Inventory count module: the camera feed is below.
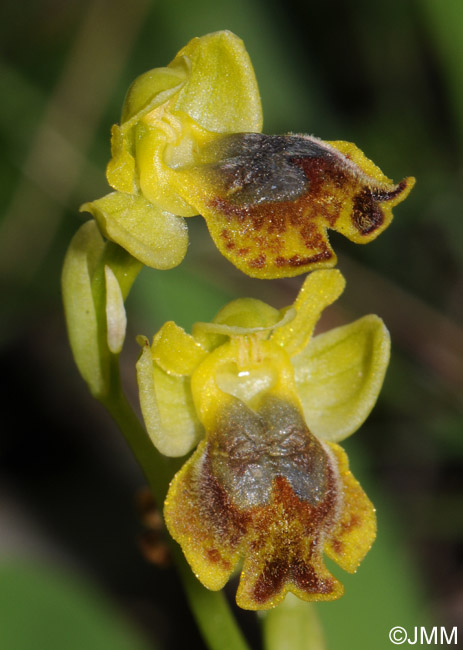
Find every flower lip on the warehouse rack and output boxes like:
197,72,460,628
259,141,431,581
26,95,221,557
164,390,376,610
196,131,405,207
198,132,321,204
177,132,415,278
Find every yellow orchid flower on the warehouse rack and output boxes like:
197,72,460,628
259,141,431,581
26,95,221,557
136,269,389,610
81,31,414,279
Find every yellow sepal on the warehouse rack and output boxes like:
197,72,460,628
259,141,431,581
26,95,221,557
293,315,390,442
136,336,203,457
81,191,188,270
173,30,262,133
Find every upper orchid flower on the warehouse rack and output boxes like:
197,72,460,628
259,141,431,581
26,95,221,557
136,269,389,609
82,31,414,279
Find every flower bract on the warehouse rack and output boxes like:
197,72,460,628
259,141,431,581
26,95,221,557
62,221,141,397
136,269,390,609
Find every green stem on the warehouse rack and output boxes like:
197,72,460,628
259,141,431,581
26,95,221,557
100,375,251,650
101,387,174,505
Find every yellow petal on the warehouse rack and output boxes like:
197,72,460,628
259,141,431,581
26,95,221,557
151,321,207,376
136,337,202,457
271,269,345,357
292,315,390,442
80,191,188,270
212,297,281,330
106,124,138,194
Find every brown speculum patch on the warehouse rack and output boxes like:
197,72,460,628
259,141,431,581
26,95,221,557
210,397,331,510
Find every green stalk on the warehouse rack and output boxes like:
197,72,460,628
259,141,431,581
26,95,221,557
262,595,326,650
100,369,251,650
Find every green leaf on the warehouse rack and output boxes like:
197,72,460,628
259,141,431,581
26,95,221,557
0,559,153,650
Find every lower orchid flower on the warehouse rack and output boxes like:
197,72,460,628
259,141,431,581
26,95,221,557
136,269,389,610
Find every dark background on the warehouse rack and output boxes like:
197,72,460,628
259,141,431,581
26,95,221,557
0,0,461,648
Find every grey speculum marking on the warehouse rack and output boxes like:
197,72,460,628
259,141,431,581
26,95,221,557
209,395,329,509
202,133,336,205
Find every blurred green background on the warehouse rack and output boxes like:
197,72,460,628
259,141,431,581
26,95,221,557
0,0,462,648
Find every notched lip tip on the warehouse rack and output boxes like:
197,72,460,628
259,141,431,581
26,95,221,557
374,175,416,205
392,175,416,200
387,175,416,207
